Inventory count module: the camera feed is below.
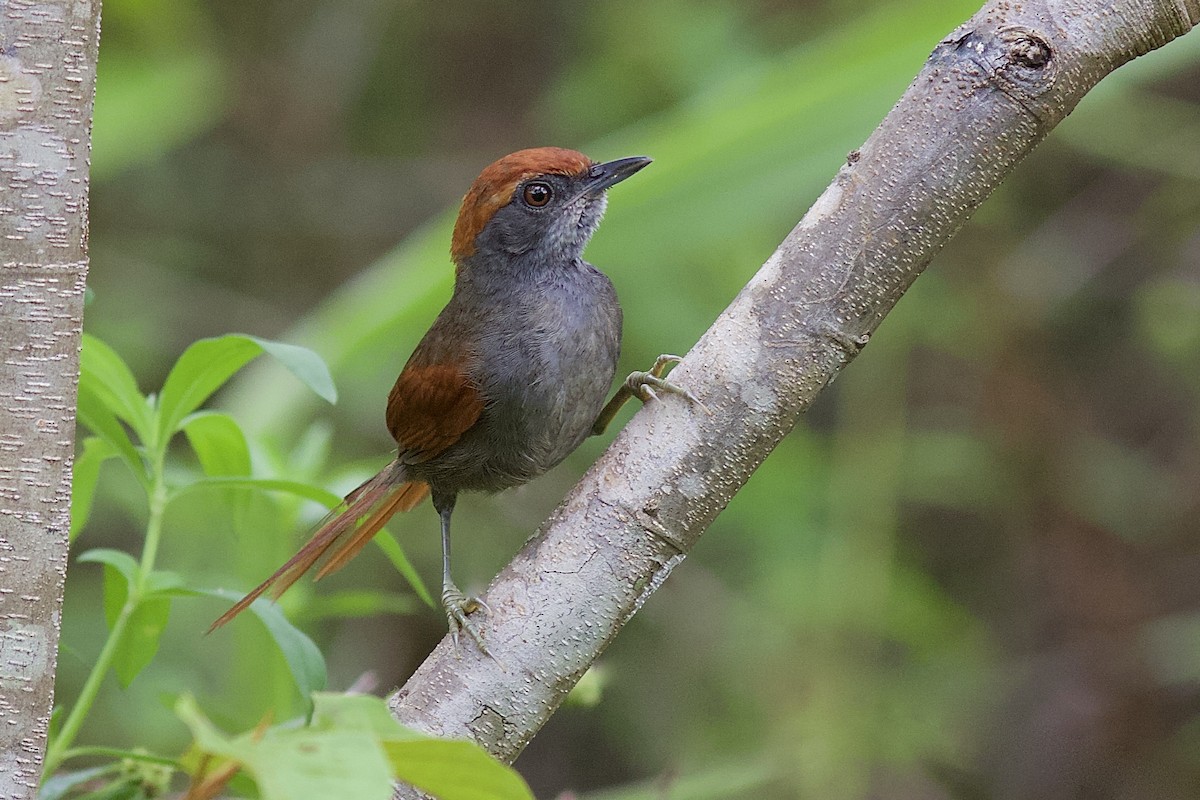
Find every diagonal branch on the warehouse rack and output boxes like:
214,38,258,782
388,0,1198,781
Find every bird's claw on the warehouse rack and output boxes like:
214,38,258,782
625,354,708,412
442,584,489,654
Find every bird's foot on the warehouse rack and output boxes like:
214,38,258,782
442,582,489,654
590,354,710,437
625,354,706,410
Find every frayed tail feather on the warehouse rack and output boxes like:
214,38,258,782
208,462,428,632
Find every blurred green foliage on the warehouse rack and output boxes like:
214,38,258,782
52,334,528,798
66,0,1200,797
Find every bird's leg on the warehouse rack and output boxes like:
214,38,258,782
435,494,488,653
591,354,705,436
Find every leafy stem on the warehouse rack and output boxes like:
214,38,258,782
138,466,169,588
42,334,527,800
46,333,339,785
47,747,183,769
43,596,137,776
45,457,170,777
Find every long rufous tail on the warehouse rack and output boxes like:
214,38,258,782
208,461,429,632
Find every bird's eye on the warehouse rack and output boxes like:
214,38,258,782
522,182,552,208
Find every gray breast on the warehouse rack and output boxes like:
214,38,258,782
423,264,622,495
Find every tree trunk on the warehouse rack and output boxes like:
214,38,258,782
0,2,101,796
388,0,1199,790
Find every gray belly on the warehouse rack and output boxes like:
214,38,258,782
416,268,621,495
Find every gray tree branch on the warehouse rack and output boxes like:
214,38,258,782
388,0,1197,790
0,2,101,796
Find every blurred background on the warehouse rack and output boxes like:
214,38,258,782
61,0,1200,797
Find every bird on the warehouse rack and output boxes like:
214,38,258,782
210,147,698,648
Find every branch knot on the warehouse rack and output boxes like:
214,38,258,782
999,26,1052,71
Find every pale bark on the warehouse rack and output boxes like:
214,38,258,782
0,2,101,796
388,0,1199,789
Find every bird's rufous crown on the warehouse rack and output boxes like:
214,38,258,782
450,147,594,261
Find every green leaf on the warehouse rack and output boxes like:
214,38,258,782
182,475,342,507
251,337,338,405
156,336,261,443
310,692,424,740
373,530,434,609
71,436,118,541
39,765,117,800
385,739,534,800
203,588,327,701
176,693,531,800
176,695,393,800
76,551,183,686
99,555,134,630
156,335,335,446
182,411,252,476
80,334,152,439
76,383,148,488
112,596,171,688
145,570,191,595
257,730,393,800
310,694,533,800
247,598,328,702
71,777,144,800
175,695,238,758
78,549,139,600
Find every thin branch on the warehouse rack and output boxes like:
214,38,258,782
388,0,1198,787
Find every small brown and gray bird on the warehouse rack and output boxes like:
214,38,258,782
211,147,694,647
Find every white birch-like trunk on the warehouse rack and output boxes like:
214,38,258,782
0,2,101,796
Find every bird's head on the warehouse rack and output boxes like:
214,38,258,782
450,147,651,274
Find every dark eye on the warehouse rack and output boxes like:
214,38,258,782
522,182,552,207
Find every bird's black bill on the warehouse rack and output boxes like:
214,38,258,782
585,156,652,193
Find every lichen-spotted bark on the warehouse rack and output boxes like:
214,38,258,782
389,0,1197,794
0,2,101,796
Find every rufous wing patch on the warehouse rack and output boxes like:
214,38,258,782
450,147,594,261
386,362,484,461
